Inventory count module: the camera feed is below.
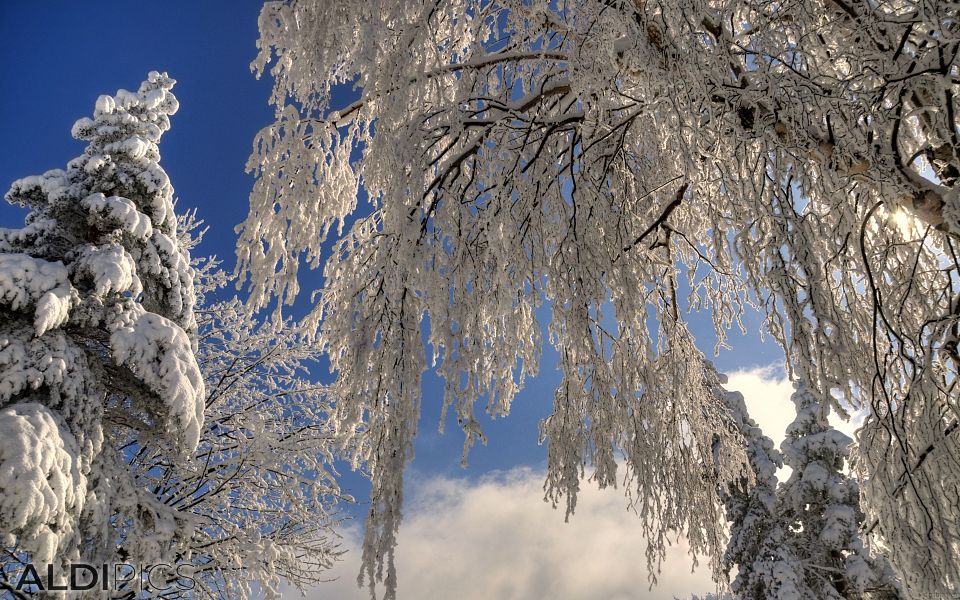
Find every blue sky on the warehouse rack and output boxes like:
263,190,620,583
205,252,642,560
0,3,801,598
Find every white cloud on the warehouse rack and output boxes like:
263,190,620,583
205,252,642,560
727,365,796,444
285,364,860,600
727,365,863,443
284,467,718,600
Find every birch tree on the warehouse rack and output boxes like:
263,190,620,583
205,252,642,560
238,1,960,597
113,225,346,599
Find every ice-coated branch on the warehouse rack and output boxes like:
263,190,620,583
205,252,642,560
240,1,960,597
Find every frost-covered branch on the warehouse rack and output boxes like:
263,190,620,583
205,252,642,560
239,1,960,597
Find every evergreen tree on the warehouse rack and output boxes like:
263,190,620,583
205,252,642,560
720,387,807,600
778,382,902,599
0,73,204,576
722,380,905,599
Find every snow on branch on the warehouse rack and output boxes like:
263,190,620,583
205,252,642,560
241,1,960,597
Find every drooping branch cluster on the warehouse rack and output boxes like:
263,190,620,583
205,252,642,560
240,1,960,597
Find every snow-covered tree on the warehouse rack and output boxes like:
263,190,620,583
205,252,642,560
118,231,346,599
237,1,960,597
719,386,808,599
777,381,902,599
1,75,345,599
0,72,204,579
721,379,904,600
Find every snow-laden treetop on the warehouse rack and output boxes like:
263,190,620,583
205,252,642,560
1,72,203,569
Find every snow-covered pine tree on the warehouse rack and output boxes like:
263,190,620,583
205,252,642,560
0,73,204,578
722,378,906,600
719,385,807,599
778,382,902,600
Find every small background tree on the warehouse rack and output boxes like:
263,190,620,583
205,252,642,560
719,384,807,599
778,382,902,599
722,379,904,600
124,224,346,599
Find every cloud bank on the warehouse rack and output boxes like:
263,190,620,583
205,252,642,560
286,365,855,600
288,467,716,600
728,365,862,442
